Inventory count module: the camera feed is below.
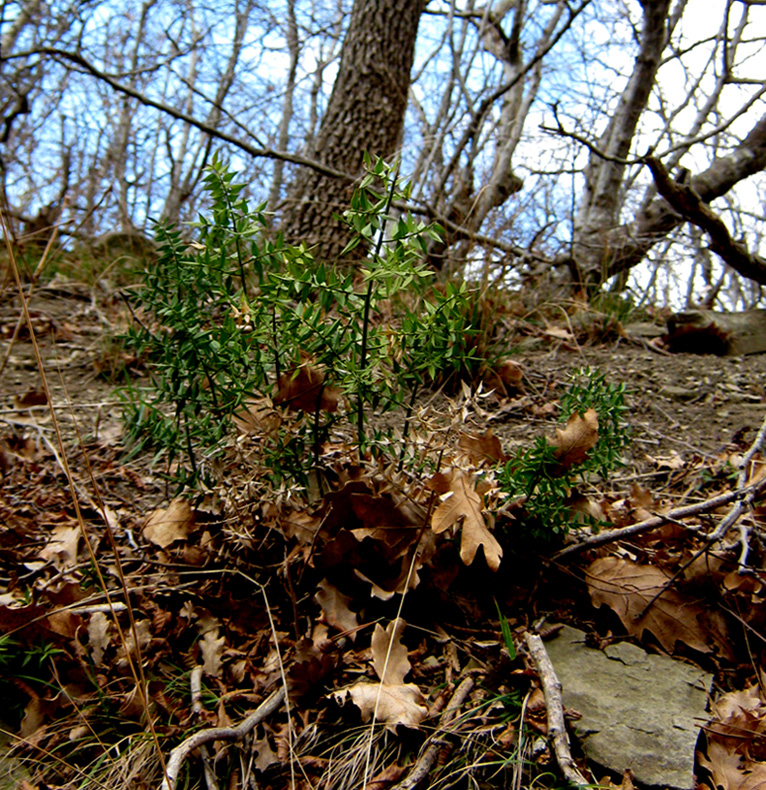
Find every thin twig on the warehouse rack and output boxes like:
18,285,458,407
553,474,766,559
524,633,589,787
160,687,287,790
190,666,220,790
391,676,476,790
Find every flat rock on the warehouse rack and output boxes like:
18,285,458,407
545,625,712,789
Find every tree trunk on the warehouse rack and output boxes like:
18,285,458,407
280,0,428,262
565,112,766,287
571,0,672,288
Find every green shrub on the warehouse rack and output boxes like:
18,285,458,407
120,154,485,489
499,367,629,537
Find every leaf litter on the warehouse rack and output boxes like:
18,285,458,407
0,290,766,789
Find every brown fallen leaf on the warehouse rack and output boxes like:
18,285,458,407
482,359,524,397
315,579,358,641
39,523,80,569
143,498,195,549
332,620,427,730
430,468,503,571
698,683,766,790
458,429,509,465
88,612,111,668
371,619,411,686
14,388,48,409
198,616,226,678
273,364,339,412
343,682,428,730
549,408,599,470
586,556,732,656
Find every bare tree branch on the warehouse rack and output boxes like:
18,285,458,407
645,154,766,285
2,47,355,183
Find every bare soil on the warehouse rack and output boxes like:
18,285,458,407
1,283,765,508
1,282,766,789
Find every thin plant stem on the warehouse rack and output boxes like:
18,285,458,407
356,162,400,445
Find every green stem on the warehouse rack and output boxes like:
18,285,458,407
397,382,419,472
356,162,400,446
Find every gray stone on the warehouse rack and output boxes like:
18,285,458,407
545,625,712,790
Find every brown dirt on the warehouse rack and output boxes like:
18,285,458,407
1,283,765,510
2,282,765,789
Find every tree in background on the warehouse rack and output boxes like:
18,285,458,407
2,0,766,306
280,0,429,260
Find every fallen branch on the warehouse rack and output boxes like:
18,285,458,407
392,676,476,790
524,633,589,787
553,474,766,559
160,687,286,790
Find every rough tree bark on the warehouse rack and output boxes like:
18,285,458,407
280,0,429,262
571,0,672,287
565,112,766,287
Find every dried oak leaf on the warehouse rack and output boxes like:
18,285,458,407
332,620,427,730
143,498,195,549
198,616,226,678
458,429,509,465
587,556,731,656
288,637,336,698
697,740,766,790
549,408,599,469
273,364,339,412
482,358,524,396
315,579,358,641
253,734,280,772
39,523,80,569
430,468,503,571
698,686,766,790
371,619,410,686
88,611,111,668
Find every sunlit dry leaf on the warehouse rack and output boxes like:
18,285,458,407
39,523,80,569
199,626,226,678
315,579,358,641
332,619,427,730
143,498,195,549
706,741,766,785
88,611,111,667
698,683,766,790
597,770,637,790
458,429,508,465
273,365,339,412
431,469,502,571
544,326,575,341
709,684,765,728
722,571,763,595
628,482,655,521
338,681,428,730
371,620,410,685
645,451,685,470
549,408,599,469
68,724,90,742
587,557,731,656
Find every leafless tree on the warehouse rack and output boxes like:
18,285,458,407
2,0,766,306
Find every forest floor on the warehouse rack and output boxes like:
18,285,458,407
1,279,765,790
